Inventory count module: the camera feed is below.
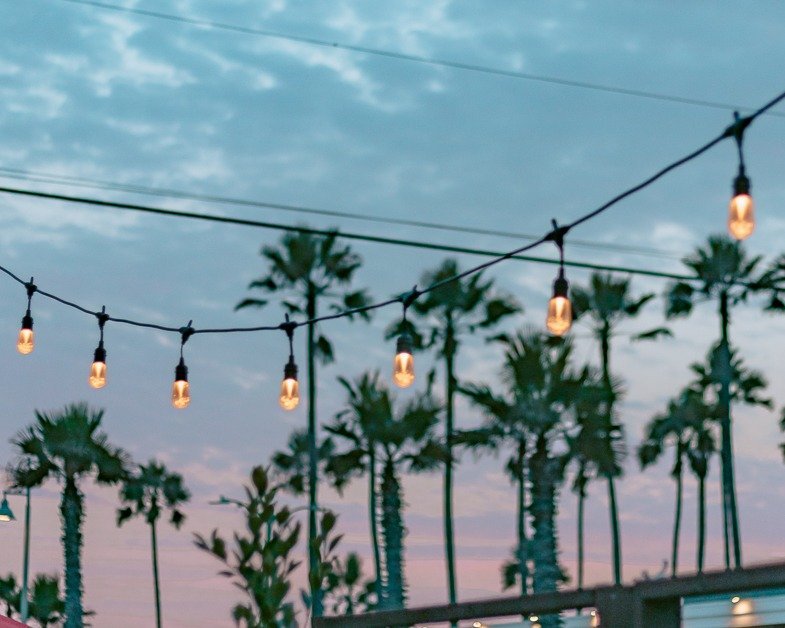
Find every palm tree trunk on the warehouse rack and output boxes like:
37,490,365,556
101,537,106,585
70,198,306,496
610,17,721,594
150,519,162,628
576,463,586,591
671,451,683,578
379,458,405,610
443,321,457,612
368,449,383,603
529,434,563,628
516,439,529,596
697,473,706,573
606,478,622,585
718,291,741,569
306,283,323,616
61,477,84,628
600,325,622,586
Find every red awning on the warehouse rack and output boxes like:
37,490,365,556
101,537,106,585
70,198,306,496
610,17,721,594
0,617,27,627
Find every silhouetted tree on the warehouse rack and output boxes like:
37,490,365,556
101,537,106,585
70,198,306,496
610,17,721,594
665,235,768,568
11,403,127,628
386,258,519,608
117,461,190,628
237,229,371,616
572,272,658,585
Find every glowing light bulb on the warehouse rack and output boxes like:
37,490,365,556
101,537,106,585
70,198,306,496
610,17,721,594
89,344,107,389
728,168,754,241
728,194,754,240
89,361,107,389
546,272,572,336
171,357,190,409
16,314,34,354
393,333,414,388
280,358,300,410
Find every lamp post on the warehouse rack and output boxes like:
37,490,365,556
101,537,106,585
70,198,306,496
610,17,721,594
0,488,31,623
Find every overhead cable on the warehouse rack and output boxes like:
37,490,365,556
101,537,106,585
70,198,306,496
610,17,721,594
0,166,676,260
53,0,785,119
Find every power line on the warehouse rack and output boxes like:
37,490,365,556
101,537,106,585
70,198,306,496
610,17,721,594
0,85,782,336
0,184,693,283
52,0,785,119
0,166,677,260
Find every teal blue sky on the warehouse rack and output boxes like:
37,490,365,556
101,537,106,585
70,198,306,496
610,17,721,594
1,2,785,625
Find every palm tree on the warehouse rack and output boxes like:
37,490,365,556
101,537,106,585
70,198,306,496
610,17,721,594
571,272,657,585
235,232,369,617
566,370,624,590
322,372,388,602
11,403,127,628
330,374,443,609
386,258,519,607
271,428,335,498
0,574,19,618
666,236,767,568
691,343,770,566
117,460,190,628
27,574,65,628
237,229,371,616
638,390,710,576
461,331,578,618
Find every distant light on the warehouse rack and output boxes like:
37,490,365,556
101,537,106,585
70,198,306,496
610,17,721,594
530,616,539,623
472,623,482,628
731,596,740,604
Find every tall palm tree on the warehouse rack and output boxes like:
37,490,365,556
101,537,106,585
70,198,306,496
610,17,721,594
322,372,388,602
375,387,444,610
117,460,190,628
11,403,127,628
237,229,371,616
461,331,578,618
565,370,624,590
571,272,657,585
666,236,767,568
386,258,519,608
329,373,444,609
638,390,710,576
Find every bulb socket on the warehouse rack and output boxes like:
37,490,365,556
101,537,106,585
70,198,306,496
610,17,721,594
396,332,413,355
733,171,751,196
93,344,106,363
283,357,298,381
552,275,569,298
175,357,188,382
21,313,33,330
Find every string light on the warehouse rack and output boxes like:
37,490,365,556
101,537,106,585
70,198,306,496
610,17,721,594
89,306,109,389
545,221,572,337
279,316,300,411
728,111,755,241
171,322,193,409
392,288,418,388
16,278,36,355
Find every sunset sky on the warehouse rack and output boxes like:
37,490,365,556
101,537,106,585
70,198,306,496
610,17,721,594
1,1,785,626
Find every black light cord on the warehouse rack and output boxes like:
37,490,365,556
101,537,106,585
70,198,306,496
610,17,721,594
0,89,782,337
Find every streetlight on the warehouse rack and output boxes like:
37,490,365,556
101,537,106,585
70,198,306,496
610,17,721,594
0,487,32,623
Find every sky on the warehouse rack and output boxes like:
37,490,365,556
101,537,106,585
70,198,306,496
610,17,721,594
1,1,785,626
